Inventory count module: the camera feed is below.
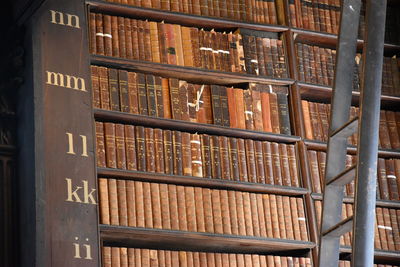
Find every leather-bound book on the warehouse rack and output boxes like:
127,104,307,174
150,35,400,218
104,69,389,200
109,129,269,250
287,145,300,187
166,23,177,65
108,68,121,111
296,44,305,81
169,78,181,120
104,122,117,168
95,122,106,168
219,86,230,127
269,92,281,134
150,183,162,229
317,103,329,141
117,179,128,226
389,209,400,250
254,141,265,183
245,139,257,183
185,186,197,232
194,187,206,232
98,178,110,224
268,194,280,238
202,85,214,124
267,0,277,24
154,129,165,173
143,21,152,61
262,38,274,77
313,47,323,85
159,183,171,229
385,159,399,200
226,87,237,128
260,90,272,132
211,85,222,125
191,134,203,177
190,28,201,68
279,144,291,186
137,20,146,60
176,185,188,231
296,198,308,241
261,194,273,238
157,21,168,64
251,86,263,131
308,150,322,193
102,247,111,267
161,78,172,119
283,196,294,239
127,72,139,114
271,142,283,185
289,197,301,240
187,83,197,122
168,184,180,230
117,17,126,58
163,130,174,175
153,76,164,118
237,138,248,182
145,75,157,116
118,70,130,113
227,190,239,235
211,31,221,71
108,178,119,225
276,92,291,135
228,33,240,73
130,19,140,60
378,158,390,200
386,111,400,149
135,126,146,171
219,136,231,180
235,191,246,236
134,184,145,229
376,207,389,250
241,35,253,74
210,135,222,179
201,134,212,178
255,194,267,237
262,141,274,185
236,34,246,73
142,182,154,228
91,66,101,109
202,188,214,233
115,124,127,169
211,189,224,234
137,73,148,115
111,16,120,57
124,125,137,171
141,249,151,267
179,81,190,121
172,131,183,175
89,13,97,54
301,100,313,139
111,247,121,267
250,193,261,236
380,111,392,149
145,128,155,172
243,89,254,130
181,26,194,67
124,18,133,59
270,39,280,77
206,31,215,70
170,0,180,11
182,132,192,176
95,13,105,55
256,37,266,76
220,190,232,235
308,102,323,141
229,138,240,181
276,195,287,238
149,21,161,63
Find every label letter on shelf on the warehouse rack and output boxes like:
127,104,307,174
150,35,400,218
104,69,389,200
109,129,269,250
73,237,93,260
46,71,87,92
50,10,80,29
66,132,88,157
66,178,97,205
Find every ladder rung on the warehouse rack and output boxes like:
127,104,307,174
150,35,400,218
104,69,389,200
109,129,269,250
322,216,354,238
330,117,359,139
326,165,357,186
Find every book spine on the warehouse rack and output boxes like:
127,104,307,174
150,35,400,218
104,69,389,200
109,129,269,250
219,136,231,180
124,125,137,171
276,92,291,135
190,134,203,178
137,73,149,115
127,72,139,114
145,128,156,172
163,130,174,175
210,135,222,179
172,131,183,175
104,122,117,168
154,128,165,173
108,68,121,111
95,122,107,168
169,78,181,120
269,92,281,134
181,132,192,176
154,76,164,118
118,70,130,113
201,134,212,178
229,138,240,181
178,81,190,121
124,18,133,59
115,124,127,170
136,126,146,171
245,139,257,183
145,74,157,117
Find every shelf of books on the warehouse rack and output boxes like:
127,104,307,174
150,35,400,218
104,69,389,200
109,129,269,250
82,0,400,266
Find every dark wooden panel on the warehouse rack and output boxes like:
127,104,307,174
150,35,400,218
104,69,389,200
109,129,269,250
94,109,301,143
97,168,309,196
91,55,295,86
100,225,315,255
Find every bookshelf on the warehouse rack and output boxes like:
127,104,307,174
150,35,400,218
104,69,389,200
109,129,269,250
3,0,399,266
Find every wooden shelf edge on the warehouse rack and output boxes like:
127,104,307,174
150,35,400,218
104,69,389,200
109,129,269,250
97,167,309,196
91,55,295,86
340,246,400,263
94,109,301,143
311,193,400,209
86,0,289,33
100,225,315,255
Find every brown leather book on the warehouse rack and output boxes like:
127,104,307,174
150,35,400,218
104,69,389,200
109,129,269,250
296,198,308,241
269,92,281,134
191,134,203,177
210,135,222,179
141,249,151,266
108,68,121,111
137,73,149,115
389,209,400,250
157,21,167,64
260,91,272,132
89,12,97,54
249,193,260,236
159,183,171,229
255,194,267,237
383,207,396,251
143,21,152,61
301,100,313,139
229,138,240,181
95,13,105,56
219,86,230,127
308,102,323,141
127,72,139,114
135,126,146,171
189,28,201,68
104,122,117,168
262,141,274,185
255,37,266,76
233,89,245,129
187,83,197,122
289,197,301,240
385,159,399,200
108,178,119,225
173,24,184,66
261,194,273,238
378,158,390,200
118,70,130,113
220,190,232,234
219,136,231,180
276,195,287,238
145,128,155,172
98,178,110,224
176,185,188,231
199,85,212,124
91,66,101,109
245,139,257,183
194,187,205,232
134,181,145,227
237,138,248,182
226,87,237,128
283,196,294,239
115,124,127,169
210,85,223,125
163,130,174,175
169,78,181,120
126,180,136,227
137,20,146,60
235,191,246,236
99,67,111,110
211,189,224,234
254,141,266,184
376,207,389,250
243,89,254,130
271,142,283,185
166,23,177,65
129,19,139,60
202,188,214,233
172,131,183,175
168,184,179,230
200,0,208,15
117,17,127,58
279,144,291,186
262,38,274,77
124,18,133,59
111,16,120,57
317,103,329,141
150,183,162,229
288,145,300,187
102,246,111,267
308,150,322,193
181,26,194,67
250,86,263,131
111,247,121,267
228,33,239,73
182,132,192,176
153,76,164,118
242,192,254,236
143,182,154,228
95,122,106,167
149,21,161,63
145,75,157,117
161,78,172,119
200,135,212,178
268,194,280,238
154,129,165,173
227,190,239,235
277,92,291,135
178,81,190,121
117,179,128,226
270,39,280,77
386,111,400,149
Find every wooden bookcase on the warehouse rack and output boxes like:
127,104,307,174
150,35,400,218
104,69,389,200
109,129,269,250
5,0,400,266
